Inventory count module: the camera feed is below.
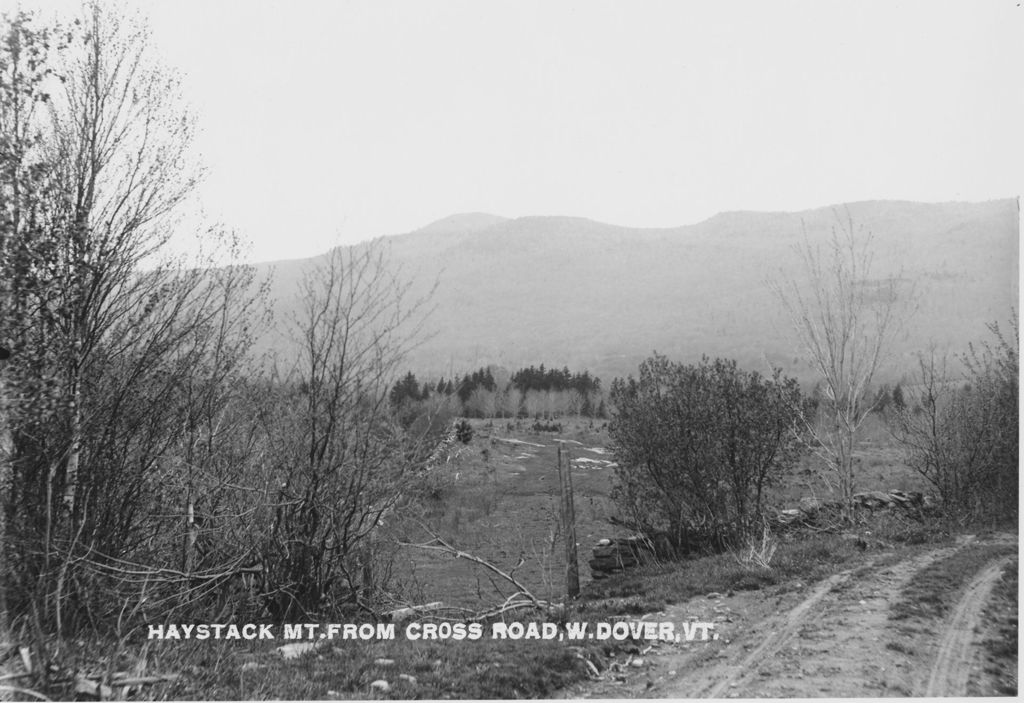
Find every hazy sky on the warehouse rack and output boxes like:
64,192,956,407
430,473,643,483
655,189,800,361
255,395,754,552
19,1,1024,262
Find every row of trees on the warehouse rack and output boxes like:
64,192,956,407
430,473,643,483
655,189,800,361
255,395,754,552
390,365,607,419
510,365,601,396
0,6,440,642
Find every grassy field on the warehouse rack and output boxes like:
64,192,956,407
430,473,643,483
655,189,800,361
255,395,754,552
389,416,627,608
393,412,931,611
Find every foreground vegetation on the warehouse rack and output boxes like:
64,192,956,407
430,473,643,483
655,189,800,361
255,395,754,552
28,526,925,700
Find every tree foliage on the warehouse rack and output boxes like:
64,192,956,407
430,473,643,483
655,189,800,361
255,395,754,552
0,5,265,633
0,6,438,639
609,355,806,552
391,363,605,419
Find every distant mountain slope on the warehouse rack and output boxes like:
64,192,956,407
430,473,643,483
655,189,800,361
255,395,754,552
254,199,1019,384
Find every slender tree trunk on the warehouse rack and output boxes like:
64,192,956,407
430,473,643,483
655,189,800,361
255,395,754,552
185,495,197,574
0,366,12,653
557,446,579,598
63,378,81,515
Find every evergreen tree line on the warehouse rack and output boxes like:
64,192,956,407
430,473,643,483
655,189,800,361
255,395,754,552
510,364,600,395
390,365,607,419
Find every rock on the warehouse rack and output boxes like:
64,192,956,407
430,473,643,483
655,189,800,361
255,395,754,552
374,658,395,667
588,536,657,578
74,675,113,700
385,601,444,622
889,490,924,508
630,658,645,668
370,679,391,693
706,592,723,599
798,496,823,514
854,490,895,509
399,674,417,685
276,642,316,659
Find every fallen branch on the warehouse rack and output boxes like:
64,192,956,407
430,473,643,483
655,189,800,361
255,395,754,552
0,672,33,682
397,522,553,617
109,674,180,686
383,601,445,622
0,684,52,701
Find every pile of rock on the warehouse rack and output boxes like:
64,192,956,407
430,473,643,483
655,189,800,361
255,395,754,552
588,536,656,579
775,489,928,526
589,489,932,579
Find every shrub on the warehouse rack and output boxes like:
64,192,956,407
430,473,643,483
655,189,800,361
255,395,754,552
889,315,1018,526
609,355,808,552
455,419,474,444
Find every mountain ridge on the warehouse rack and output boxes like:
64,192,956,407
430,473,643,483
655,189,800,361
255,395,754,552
254,198,1019,384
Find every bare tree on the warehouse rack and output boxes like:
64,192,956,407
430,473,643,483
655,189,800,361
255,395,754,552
256,240,433,617
773,212,905,518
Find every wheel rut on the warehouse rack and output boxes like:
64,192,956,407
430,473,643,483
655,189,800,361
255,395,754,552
921,555,1015,697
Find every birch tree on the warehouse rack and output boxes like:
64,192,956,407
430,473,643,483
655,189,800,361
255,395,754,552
1,5,263,633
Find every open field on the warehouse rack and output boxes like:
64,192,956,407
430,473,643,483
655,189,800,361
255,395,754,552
391,412,932,610
390,417,625,607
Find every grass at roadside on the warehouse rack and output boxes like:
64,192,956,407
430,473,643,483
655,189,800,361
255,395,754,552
969,557,1018,696
891,541,1017,623
158,634,598,700
35,619,612,701
577,532,865,618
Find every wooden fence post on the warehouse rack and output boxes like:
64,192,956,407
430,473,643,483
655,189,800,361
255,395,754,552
557,445,580,598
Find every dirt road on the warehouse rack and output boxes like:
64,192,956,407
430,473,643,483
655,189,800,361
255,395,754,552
563,534,1017,698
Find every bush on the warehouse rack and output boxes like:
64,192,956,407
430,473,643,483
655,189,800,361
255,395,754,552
455,419,474,444
889,315,1018,526
609,355,808,552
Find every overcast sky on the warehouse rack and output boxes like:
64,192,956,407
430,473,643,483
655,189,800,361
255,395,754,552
20,0,1024,263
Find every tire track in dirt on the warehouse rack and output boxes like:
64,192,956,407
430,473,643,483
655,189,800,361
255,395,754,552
561,540,1000,699
688,545,958,698
922,555,1015,697
695,570,852,698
